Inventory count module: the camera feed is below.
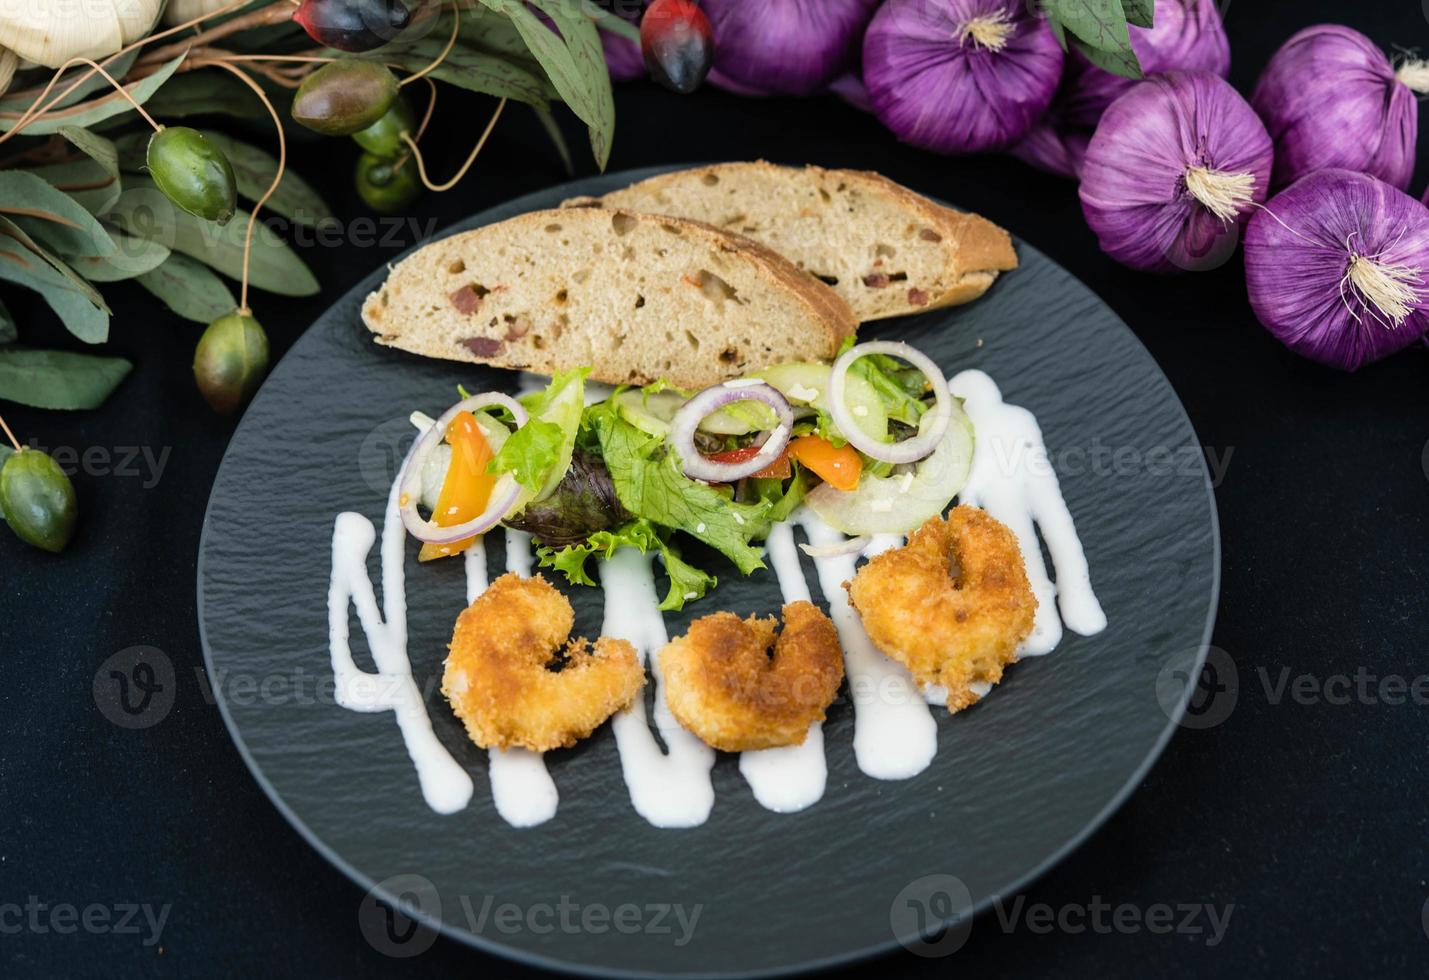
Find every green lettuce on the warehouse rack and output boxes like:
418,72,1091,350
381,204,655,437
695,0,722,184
538,518,718,612
487,368,587,493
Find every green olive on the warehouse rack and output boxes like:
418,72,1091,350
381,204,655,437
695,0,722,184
292,59,399,136
147,126,238,225
355,152,420,213
1,450,77,554
352,96,415,157
194,311,270,415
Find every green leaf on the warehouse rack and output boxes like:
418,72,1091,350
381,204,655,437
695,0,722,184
0,216,111,315
590,5,640,43
1122,0,1154,29
0,171,116,258
1043,0,1144,78
536,518,718,611
532,105,574,176
0,297,14,344
489,0,616,168
105,177,320,297
60,125,120,181
0,52,187,134
0,348,131,409
490,417,564,490
1069,33,1143,79
30,158,122,216
197,130,333,227
0,50,140,114
142,68,273,120
71,233,170,282
0,244,109,343
136,251,237,323
357,38,554,106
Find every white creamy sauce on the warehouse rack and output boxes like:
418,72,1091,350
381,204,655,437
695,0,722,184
737,522,827,813
601,549,716,828
328,369,1104,826
951,370,1107,656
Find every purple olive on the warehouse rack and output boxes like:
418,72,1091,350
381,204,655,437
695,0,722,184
641,0,714,94
295,0,410,53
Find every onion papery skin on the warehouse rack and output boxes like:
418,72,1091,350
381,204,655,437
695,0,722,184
863,0,1064,154
1251,25,1417,191
1014,0,1230,178
702,0,880,97
1079,71,1273,274
1244,169,1429,371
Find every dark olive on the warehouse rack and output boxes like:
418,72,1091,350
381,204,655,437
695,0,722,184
641,0,714,94
355,152,420,213
147,126,238,225
1,450,77,554
352,96,415,157
292,59,399,136
194,311,270,415
295,0,411,53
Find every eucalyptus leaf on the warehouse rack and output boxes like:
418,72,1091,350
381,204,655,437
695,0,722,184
0,348,132,410
30,158,122,216
0,243,109,343
142,68,272,120
198,130,333,226
136,251,237,323
0,171,116,258
0,297,14,344
0,52,186,134
59,125,119,180
0,216,110,312
71,233,170,282
106,177,319,297
0,50,140,113
493,0,615,168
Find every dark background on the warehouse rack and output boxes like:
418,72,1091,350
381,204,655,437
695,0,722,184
2,1,1427,977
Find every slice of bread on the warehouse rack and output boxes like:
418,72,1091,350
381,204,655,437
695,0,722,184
361,207,857,389
569,163,1018,322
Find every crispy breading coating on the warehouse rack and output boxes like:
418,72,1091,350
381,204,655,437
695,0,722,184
847,506,1036,713
442,573,644,752
659,600,844,752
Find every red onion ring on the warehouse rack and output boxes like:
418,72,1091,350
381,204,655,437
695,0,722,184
799,536,870,559
828,341,951,464
670,381,794,483
398,393,527,545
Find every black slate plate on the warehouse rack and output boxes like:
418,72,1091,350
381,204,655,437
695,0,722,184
197,167,1219,977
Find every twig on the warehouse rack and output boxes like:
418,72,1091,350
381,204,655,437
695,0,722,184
0,413,22,453
400,97,506,193
137,1,298,69
402,1,460,87
206,61,286,316
393,77,438,173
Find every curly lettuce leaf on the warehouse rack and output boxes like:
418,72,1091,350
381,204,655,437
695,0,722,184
537,519,717,611
585,400,771,575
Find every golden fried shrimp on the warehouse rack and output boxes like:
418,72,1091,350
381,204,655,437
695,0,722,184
847,505,1037,713
442,573,644,752
659,601,844,752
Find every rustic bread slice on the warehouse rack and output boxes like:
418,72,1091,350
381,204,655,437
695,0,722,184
361,208,857,389
568,162,1018,322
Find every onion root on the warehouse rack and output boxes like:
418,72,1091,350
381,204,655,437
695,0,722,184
959,13,1012,53
1343,251,1423,327
1184,165,1255,223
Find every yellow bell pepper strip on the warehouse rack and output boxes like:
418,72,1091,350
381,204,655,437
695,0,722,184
417,411,496,562
787,435,861,491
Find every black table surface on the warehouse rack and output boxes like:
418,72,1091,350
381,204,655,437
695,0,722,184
3,2,1427,977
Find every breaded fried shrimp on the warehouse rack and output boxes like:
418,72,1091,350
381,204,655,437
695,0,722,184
659,601,844,752
847,506,1036,713
442,573,644,752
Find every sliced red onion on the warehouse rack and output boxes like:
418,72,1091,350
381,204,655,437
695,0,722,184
799,536,870,559
671,382,793,483
398,393,527,545
829,341,951,464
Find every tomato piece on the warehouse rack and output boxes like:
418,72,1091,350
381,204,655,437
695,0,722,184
787,435,861,491
706,444,792,480
417,411,495,562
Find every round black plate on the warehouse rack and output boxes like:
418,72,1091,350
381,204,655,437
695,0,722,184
197,168,1219,977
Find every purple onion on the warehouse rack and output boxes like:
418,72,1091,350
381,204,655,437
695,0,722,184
863,0,1064,154
1015,0,1229,178
1251,25,1426,191
701,0,880,97
1245,169,1429,370
1080,71,1273,273
828,70,871,112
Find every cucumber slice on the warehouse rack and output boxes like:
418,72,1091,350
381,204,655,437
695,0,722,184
804,400,974,535
526,372,585,502
614,388,775,437
755,362,888,443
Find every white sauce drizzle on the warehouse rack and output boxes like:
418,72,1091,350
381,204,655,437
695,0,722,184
601,549,716,828
327,369,1105,827
737,523,827,813
951,371,1108,656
